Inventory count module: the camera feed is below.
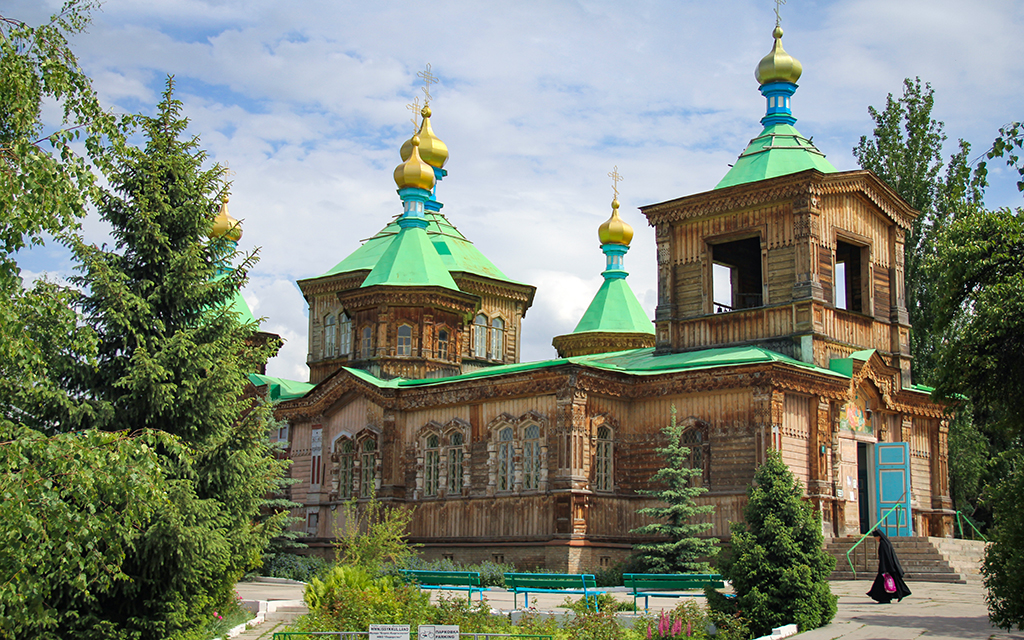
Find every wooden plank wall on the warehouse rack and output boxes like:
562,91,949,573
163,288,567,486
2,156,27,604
781,393,812,487
676,306,795,350
587,494,748,539
910,417,933,509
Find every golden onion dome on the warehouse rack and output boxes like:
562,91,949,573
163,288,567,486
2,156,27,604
598,198,633,246
400,105,449,169
394,135,436,191
211,196,242,242
755,26,803,85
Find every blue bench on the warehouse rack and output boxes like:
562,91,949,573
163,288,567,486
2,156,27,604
623,573,725,612
398,570,486,602
503,573,605,611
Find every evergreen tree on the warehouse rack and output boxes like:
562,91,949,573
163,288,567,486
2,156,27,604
55,79,288,639
711,450,836,637
630,406,718,573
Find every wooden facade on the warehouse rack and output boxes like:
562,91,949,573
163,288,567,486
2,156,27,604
270,168,953,572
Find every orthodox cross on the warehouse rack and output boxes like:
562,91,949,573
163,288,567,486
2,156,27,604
774,0,786,27
406,96,422,133
608,166,623,199
417,63,438,105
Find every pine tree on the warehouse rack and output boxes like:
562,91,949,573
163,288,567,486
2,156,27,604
61,78,287,638
630,406,718,573
712,450,836,637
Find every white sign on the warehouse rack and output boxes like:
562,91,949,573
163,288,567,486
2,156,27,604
418,625,459,640
369,624,411,640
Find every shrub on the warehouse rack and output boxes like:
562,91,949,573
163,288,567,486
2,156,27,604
641,600,749,640
303,565,432,631
711,450,836,636
260,552,328,582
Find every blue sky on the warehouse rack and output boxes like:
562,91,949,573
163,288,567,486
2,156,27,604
11,0,1024,381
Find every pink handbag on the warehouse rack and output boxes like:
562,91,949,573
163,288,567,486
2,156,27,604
883,573,897,593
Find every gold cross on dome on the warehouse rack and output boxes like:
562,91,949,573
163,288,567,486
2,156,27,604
774,0,786,27
417,63,438,105
406,96,422,133
608,166,624,199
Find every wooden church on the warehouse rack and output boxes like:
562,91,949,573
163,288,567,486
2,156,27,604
251,24,952,571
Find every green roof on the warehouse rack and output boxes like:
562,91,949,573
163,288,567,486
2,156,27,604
319,211,520,284
228,289,256,324
572,277,654,335
715,122,837,189
360,224,460,291
337,345,847,391
248,373,315,401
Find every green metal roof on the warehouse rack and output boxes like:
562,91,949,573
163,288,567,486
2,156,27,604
336,345,847,392
572,277,654,335
319,212,520,284
228,289,256,324
248,373,315,401
360,224,460,291
715,122,837,189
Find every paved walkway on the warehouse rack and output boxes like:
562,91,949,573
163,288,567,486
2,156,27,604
233,578,1024,640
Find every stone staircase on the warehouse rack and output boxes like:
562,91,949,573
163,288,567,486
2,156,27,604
825,536,988,583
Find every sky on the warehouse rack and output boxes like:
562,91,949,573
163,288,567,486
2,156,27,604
10,0,1024,382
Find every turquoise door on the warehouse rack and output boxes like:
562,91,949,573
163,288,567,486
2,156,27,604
875,443,912,537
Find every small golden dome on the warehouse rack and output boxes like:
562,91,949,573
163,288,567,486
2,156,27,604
211,196,242,242
400,105,449,169
598,198,633,246
394,135,436,191
755,26,802,85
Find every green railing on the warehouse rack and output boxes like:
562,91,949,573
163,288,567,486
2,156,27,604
845,489,907,579
955,511,987,542
274,630,552,634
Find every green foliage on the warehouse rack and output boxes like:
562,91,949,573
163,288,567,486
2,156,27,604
631,406,718,573
302,565,432,632
259,553,328,583
560,593,632,614
336,492,418,575
0,426,171,638
396,557,515,587
978,121,1024,193
562,609,624,640
641,600,749,640
713,451,836,637
982,452,1024,631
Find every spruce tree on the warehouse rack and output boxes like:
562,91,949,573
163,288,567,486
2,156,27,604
62,78,287,638
630,406,718,573
712,450,836,637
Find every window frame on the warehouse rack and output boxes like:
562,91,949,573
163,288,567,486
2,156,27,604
397,324,413,357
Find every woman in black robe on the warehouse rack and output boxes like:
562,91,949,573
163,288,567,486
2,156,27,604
867,529,911,603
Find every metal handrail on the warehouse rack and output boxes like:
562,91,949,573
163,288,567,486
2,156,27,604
845,489,908,579
955,511,988,542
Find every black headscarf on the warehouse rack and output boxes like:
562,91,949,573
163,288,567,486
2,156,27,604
867,529,912,603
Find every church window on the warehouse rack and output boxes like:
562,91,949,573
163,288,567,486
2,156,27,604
425,434,440,497
338,313,352,357
710,236,763,312
490,317,504,360
361,326,373,358
360,437,377,498
324,314,336,357
447,431,464,494
473,314,487,357
437,329,450,360
523,423,541,490
310,427,323,488
681,424,710,488
595,426,613,492
835,239,869,313
397,324,412,356
337,439,354,499
497,427,514,491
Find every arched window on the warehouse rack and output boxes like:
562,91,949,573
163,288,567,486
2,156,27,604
447,431,464,494
360,438,377,497
337,439,354,499
595,426,613,492
397,324,412,356
338,313,352,357
523,423,541,490
424,434,440,497
497,427,514,491
473,314,488,357
437,329,450,361
324,314,336,357
361,326,373,359
490,317,504,360
682,425,710,488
